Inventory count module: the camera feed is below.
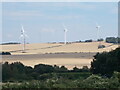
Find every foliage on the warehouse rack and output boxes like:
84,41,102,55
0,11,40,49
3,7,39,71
106,37,120,43
2,47,120,89
0,52,11,55
91,47,120,77
85,39,92,42
2,62,33,82
2,72,120,89
2,62,89,82
97,38,104,41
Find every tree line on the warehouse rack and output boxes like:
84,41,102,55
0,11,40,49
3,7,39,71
106,37,120,43
2,62,89,82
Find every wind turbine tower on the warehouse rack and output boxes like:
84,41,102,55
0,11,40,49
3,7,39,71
20,25,28,53
64,26,68,44
96,25,100,41
96,24,103,49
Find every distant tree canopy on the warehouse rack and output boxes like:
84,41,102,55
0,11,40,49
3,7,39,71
2,62,89,82
85,39,92,42
34,64,55,74
106,37,120,43
0,52,11,55
1,42,20,45
97,38,104,41
91,47,120,77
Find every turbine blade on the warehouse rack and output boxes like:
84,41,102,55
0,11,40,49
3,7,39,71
25,34,29,38
19,35,24,39
62,23,65,28
63,24,68,32
96,22,100,29
96,22,98,26
21,24,25,33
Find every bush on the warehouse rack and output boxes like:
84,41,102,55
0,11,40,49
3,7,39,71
85,39,92,42
106,37,120,43
91,47,120,77
0,52,11,55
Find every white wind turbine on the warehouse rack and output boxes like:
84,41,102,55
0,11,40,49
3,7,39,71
63,25,68,44
96,23,100,41
19,25,28,53
96,23,101,40
96,23,101,48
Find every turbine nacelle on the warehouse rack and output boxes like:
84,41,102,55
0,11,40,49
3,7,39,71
64,28,68,32
96,26,100,29
96,22,100,30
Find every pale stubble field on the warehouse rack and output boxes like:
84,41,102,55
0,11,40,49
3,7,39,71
1,42,118,69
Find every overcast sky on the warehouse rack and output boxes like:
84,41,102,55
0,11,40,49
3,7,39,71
2,2,118,43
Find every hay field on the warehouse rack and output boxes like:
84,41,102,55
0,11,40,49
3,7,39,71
1,42,118,54
3,58,92,70
1,42,118,69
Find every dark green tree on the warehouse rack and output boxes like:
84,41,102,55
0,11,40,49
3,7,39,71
91,47,120,77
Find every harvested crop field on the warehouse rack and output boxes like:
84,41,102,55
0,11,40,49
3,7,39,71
1,42,118,69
